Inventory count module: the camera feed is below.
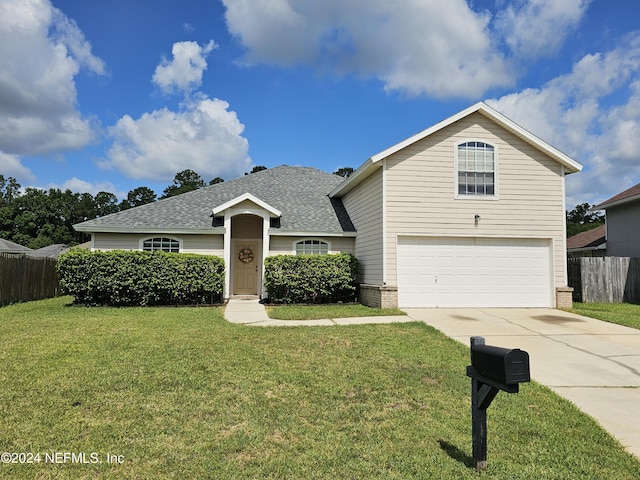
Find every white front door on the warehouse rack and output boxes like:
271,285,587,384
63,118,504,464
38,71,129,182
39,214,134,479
233,240,261,295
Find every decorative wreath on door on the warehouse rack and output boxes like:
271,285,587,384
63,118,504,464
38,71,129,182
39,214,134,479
238,248,254,263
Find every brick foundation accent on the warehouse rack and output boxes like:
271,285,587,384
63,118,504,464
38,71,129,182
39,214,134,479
556,286,574,310
359,284,398,309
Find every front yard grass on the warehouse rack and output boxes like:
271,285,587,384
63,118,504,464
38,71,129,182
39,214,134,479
1,296,640,478
266,303,405,320
571,302,640,330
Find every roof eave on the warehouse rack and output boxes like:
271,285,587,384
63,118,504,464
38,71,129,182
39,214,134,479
568,243,607,253
269,230,357,237
329,158,377,197
73,226,225,235
593,193,640,211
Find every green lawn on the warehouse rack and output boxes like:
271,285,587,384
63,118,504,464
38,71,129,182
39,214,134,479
266,303,405,320
1,297,639,479
572,302,640,330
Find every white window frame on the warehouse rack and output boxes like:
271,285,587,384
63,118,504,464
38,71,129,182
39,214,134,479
140,236,182,253
454,140,499,199
294,239,330,255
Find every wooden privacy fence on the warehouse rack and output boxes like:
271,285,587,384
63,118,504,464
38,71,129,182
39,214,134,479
568,256,640,304
0,254,61,307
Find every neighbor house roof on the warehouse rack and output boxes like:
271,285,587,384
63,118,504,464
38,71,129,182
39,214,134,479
27,244,70,258
0,238,33,255
592,182,640,210
74,166,355,235
331,101,583,197
567,225,606,252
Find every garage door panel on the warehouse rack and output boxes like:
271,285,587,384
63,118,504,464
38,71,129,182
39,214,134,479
397,237,551,308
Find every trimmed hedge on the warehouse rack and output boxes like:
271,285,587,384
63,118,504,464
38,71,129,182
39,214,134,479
57,249,224,306
264,254,359,304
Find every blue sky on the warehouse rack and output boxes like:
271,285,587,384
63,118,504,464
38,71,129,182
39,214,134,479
2,0,640,208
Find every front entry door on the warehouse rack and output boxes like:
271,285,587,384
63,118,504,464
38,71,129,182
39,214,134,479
234,241,260,295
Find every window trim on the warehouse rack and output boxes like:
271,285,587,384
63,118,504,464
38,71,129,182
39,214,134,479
139,236,182,253
454,140,499,200
293,238,331,255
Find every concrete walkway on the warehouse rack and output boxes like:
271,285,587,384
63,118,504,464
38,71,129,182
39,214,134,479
224,299,640,459
224,297,413,327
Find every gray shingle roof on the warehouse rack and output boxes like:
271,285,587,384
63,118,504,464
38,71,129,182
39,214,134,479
0,238,33,254
27,244,70,258
74,166,355,234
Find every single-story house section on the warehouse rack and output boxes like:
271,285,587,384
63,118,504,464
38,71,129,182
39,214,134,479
567,225,606,258
74,102,583,308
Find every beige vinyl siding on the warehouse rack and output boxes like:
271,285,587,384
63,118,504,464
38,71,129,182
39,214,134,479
92,233,224,256
384,112,566,289
341,169,384,284
269,236,355,255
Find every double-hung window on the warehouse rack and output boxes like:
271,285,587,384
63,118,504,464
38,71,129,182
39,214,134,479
457,141,495,196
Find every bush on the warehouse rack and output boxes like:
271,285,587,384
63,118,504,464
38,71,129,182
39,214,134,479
264,254,359,304
57,249,225,306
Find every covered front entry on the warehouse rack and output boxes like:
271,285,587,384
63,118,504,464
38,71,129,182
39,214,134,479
215,192,282,299
231,215,263,296
397,236,552,308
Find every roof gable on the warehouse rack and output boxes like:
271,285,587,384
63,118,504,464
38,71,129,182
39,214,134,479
212,193,282,217
331,102,582,197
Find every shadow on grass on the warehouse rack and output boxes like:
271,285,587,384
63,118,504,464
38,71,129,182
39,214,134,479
438,439,474,469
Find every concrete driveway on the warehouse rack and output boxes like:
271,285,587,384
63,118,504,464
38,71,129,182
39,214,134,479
404,308,640,459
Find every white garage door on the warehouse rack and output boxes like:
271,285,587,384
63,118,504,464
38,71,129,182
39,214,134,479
397,237,552,308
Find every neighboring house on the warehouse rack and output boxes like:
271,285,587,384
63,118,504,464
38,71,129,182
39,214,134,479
592,182,640,258
74,102,582,308
0,238,33,255
27,244,70,259
567,225,607,257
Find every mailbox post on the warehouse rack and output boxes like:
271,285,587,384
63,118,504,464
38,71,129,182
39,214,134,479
466,336,530,470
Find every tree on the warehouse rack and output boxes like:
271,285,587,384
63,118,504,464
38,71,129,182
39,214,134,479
161,169,205,199
94,191,119,217
245,166,267,175
0,175,21,206
566,202,605,237
120,186,157,210
333,167,354,178
209,177,224,185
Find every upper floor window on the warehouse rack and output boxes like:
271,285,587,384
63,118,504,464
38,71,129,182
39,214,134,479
457,141,495,196
295,239,329,255
142,237,180,253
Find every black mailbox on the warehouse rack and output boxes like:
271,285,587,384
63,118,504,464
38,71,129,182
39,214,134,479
471,344,530,385
467,337,530,470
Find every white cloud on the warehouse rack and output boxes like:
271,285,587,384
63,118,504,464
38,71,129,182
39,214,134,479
487,34,640,206
0,0,105,156
494,0,590,59
153,40,216,95
47,177,123,199
221,0,514,98
102,97,251,182
0,152,35,181
220,0,593,98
